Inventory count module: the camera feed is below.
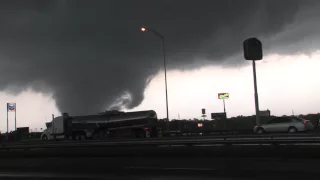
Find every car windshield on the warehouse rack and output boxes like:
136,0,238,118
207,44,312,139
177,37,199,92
2,0,320,178
45,122,52,128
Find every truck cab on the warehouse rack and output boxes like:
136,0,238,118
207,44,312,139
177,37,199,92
40,123,52,140
41,116,65,140
41,112,74,140
41,113,98,141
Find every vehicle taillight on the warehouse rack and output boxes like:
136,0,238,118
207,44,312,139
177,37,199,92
303,120,308,124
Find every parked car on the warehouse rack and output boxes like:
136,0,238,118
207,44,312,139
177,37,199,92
253,116,314,133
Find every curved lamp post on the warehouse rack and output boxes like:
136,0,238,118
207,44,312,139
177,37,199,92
141,27,169,121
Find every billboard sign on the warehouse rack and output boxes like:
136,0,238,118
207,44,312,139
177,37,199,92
243,38,263,60
211,112,227,120
218,93,229,99
7,103,16,112
259,110,271,117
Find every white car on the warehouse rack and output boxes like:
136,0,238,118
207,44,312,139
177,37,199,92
253,116,314,134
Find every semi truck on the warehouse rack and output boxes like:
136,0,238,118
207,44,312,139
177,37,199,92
40,110,162,141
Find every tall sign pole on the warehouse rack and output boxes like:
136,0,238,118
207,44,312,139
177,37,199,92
243,37,263,125
223,99,226,114
218,93,229,117
15,104,17,131
201,108,206,120
252,60,260,125
7,103,16,133
6,103,8,133
52,114,55,140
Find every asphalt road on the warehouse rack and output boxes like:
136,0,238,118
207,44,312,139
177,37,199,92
0,157,316,179
1,145,320,179
2,134,320,179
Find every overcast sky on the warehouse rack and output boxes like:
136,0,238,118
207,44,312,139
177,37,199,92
1,0,320,132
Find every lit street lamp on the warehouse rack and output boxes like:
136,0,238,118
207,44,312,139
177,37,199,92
141,27,169,121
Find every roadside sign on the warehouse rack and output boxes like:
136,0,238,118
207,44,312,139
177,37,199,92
211,112,227,120
243,38,263,60
218,93,229,99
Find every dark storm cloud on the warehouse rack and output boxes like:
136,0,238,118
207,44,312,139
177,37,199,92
0,0,319,115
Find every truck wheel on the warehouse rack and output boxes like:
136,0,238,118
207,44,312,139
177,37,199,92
41,135,48,141
256,128,264,134
77,134,86,140
288,127,297,133
140,130,145,138
145,130,151,138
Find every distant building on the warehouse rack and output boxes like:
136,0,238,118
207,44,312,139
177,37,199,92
259,109,271,117
211,112,227,120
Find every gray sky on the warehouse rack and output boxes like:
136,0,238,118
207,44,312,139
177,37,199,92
0,0,320,116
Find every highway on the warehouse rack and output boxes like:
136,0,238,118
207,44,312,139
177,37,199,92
1,143,320,179
2,133,320,178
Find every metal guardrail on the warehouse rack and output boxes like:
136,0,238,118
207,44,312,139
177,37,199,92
1,135,320,150
1,132,318,146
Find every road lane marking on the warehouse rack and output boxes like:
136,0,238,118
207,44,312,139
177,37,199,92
125,166,217,171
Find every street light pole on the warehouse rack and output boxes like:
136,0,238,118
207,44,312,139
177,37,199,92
162,37,169,122
141,27,169,121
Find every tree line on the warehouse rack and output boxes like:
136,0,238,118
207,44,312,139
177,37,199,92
158,113,320,133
